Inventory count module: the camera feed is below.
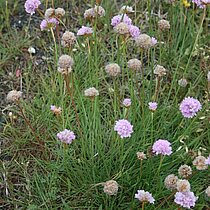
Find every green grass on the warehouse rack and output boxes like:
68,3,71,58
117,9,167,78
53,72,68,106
0,0,210,209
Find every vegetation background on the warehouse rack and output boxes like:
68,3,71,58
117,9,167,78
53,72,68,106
0,0,209,209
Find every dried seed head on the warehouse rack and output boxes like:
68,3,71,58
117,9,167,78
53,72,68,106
84,8,95,19
55,8,65,18
154,65,167,77
114,22,130,35
164,174,178,190
136,152,146,160
105,63,121,77
205,186,210,197
188,149,197,159
94,5,105,17
120,5,134,14
176,179,191,192
127,58,142,71
135,34,152,49
193,156,208,170
58,54,74,74
50,105,62,116
45,8,54,18
158,19,170,30
178,78,188,87
103,180,119,195
178,165,192,178
84,87,99,98
6,90,22,103
207,71,210,82
61,31,76,48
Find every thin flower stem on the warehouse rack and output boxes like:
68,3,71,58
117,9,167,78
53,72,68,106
16,102,44,147
50,27,58,62
125,108,129,119
167,7,207,102
91,98,94,112
135,72,141,101
154,76,161,101
51,0,54,8
140,160,142,178
113,78,119,118
36,8,45,18
63,74,82,136
151,112,154,143
87,37,91,55
157,154,163,175
140,50,146,142
207,81,210,101
135,0,137,25
57,18,67,30
184,7,206,74
141,201,145,210
45,0,48,9
156,191,175,209
25,15,31,37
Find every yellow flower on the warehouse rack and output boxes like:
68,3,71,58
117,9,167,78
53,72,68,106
182,0,191,7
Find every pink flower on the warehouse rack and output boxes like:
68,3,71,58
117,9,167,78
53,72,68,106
152,139,172,156
135,190,155,204
77,26,93,36
50,105,62,115
192,0,210,8
179,97,202,118
24,0,41,15
205,155,210,165
40,18,59,31
111,14,132,27
128,25,140,38
148,102,157,111
122,98,131,107
151,37,157,46
174,191,198,209
114,119,133,138
57,129,76,144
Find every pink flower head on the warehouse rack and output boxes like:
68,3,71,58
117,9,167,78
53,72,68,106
57,129,76,144
152,139,172,156
50,105,56,111
148,102,157,111
114,119,133,138
24,0,41,15
151,37,157,46
135,190,155,204
205,155,210,165
77,26,93,36
174,191,198,209
128,25,141,38
40,18,59,31
50,105,62,115
111,14,132,27
122,98,131,107
179,97,202,118
192,0,210,8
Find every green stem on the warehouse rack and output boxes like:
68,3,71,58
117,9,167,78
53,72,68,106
157,155,163,175
16,102,44,147
151,112,154,143
63,74,83,137
140,160,143,178
50,27,58,62
184,7,206,75
141,201,145,210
